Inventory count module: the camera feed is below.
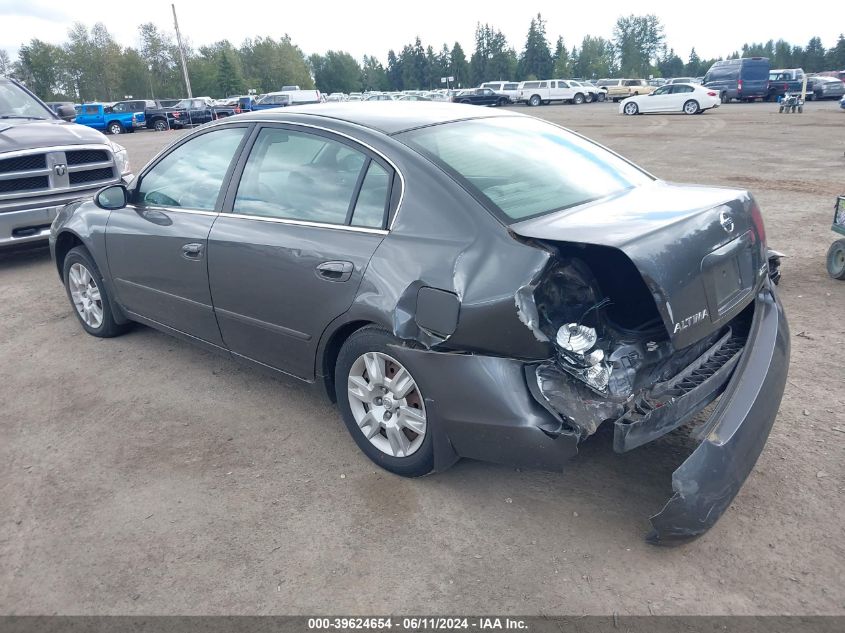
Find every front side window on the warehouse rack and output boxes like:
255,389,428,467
399,117,653,223
234,128,369,225
652,86,670,95
137,127,246,210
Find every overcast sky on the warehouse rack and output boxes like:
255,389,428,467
1,0,843,65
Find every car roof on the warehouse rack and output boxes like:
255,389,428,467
233,101,522,135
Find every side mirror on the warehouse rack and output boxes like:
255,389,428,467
94,184,129,210
57,104,76,121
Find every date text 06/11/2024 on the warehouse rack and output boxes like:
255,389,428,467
307,617,529,630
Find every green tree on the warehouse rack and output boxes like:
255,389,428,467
802,37,825,72
139,22,182,97
686,47,701,76
361,55,389,91
572,35,615,79
386,50,402,90
0,50,11,76
15,40,65,99
118,47,153,99
449,42,469,87
469,23,517,84
826,34,845,68
614,14,664,77
311,50,362,94
519,13,553,79
657,47,684,78
552,36,570,77
217,49,245,96
239,36,314,94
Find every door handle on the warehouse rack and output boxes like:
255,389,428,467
316,260,353,282
181,242,204,260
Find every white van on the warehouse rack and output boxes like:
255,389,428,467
516,80,589,106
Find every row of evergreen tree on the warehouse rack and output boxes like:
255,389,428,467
3,14,844,101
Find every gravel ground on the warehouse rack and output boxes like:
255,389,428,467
1,100,843,616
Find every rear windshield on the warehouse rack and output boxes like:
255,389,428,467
741,60,770,80
398,117,653,223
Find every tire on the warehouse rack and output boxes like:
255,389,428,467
460,99,471,104
827,239,845,280
107,121,123,135
63,246,129,338
585,92,594,103
529,94,541,107
623,101,639,115
497,97,508,107
335,327,434,477
597,92,606,102
683,99,700,115
720,92,728,104
153,119,168,132
573,92,585,105
779,105,784,113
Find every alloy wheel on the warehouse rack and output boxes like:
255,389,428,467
68,263,104,329
347,351,427,458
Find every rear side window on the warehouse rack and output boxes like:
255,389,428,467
233,127,390,229
522,82,541,89
84,106,99,114
504,83,518,90
351,162,391,228
672,85,694,93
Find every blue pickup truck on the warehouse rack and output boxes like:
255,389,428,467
74,103,145,135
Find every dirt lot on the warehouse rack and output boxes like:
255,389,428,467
1,101,843,616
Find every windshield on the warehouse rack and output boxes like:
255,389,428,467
173,99,192,109
0,79,52,119
398,116,653,223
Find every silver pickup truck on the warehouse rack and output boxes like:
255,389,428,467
0,76,132,248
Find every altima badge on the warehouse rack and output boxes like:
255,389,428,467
719,210,734,233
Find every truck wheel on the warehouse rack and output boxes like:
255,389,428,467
497,97,508,107
573,93,585,104
153,119,168,132
827,239,845,280
720,92,728,104
585,93,594,103
107,121,123,135
597,92,606,102
529,95,541,107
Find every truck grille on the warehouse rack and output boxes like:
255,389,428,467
0,154,47,173
69,167,114,185
0,146,116,202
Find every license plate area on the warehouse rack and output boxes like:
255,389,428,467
701,231,755,320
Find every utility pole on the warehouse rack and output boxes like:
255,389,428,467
172,3,192,98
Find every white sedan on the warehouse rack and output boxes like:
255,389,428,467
619,83,720,115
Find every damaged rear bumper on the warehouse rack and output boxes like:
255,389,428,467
648,284,789,544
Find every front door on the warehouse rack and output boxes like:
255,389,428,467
207,124,395,379
106,125,250,345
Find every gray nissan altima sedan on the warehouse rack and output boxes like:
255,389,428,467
50,103,789,543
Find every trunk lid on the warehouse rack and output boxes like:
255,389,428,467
510,181,768,349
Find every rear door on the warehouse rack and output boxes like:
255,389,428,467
207,124,395,379
106,125,251,344
669,84,696,110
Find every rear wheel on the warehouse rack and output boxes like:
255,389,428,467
107,121,123,135
597,92,606,102
584,92,594,103
827,239,845,280
336,327,434,477
529,94,541,107
683,99,700,114
623,101,639,115
153,119,168,131
497,97,508,107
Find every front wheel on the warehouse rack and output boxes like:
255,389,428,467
107,121,123,135
63,246,129,338
827,239,845,280
573,93,585,105
683,99,700,115
336,327,434,477
623,101,639,115
597,92,606,102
